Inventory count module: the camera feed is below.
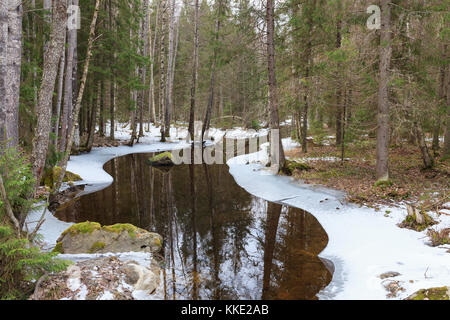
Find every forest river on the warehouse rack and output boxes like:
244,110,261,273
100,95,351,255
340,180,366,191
54,149,334,300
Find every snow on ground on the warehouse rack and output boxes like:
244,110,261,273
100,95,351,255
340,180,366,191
106,122,270,145
27,125,450,300
227,138,450,300
57,251,155,268
26,204,74,251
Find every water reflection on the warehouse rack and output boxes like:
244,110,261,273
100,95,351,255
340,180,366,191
55,153,332,300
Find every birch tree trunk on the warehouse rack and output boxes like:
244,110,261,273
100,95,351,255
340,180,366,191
159,0,168,141
54,0,101,193
140,0,150,137
266,0,285,169
163,0,176,140
188,0,200,142
71,0,78,146
0,0,8,146
376,0,392,182
31,0,67,187
5,0,23,148
169,15,179,125
60,1,77,152
201,0,223,141
128,2,140,146
148,0,159,130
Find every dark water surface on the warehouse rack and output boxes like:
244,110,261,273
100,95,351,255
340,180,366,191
55,152,333,300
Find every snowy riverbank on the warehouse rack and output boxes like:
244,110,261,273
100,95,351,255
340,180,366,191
227,141,450,300
26,125,450,300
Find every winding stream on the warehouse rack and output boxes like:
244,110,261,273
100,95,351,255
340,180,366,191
54,151,333,300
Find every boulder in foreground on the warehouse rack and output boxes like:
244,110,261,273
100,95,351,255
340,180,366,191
53,222,163,254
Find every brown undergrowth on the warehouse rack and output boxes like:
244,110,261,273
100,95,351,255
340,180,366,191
285,139,449,210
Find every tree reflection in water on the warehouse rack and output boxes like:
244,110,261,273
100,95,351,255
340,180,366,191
55,152,333,300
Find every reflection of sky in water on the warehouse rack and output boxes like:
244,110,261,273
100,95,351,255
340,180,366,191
55,153,332,300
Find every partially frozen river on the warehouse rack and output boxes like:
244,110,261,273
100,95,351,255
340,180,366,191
54,152,334,300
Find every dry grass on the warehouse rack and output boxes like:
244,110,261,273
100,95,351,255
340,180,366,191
285,138,449,208
427,228,450,247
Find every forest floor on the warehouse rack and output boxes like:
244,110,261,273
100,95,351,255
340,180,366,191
285,138,450,214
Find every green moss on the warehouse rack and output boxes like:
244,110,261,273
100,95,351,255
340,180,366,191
147,152,175,167
89,241,106,253
409,287,450,300
61,221,102,237
63,171,82,183
399,210,437,232
153,237,162,247
102,223,139,238
149,152,173,162
40,166,82,188
52,242,64,254
374,179,393,188
281,160,312,176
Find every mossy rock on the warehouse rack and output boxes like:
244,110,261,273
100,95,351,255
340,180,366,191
102,223,139,238
56,222,163,254
52,241,65,254
146,152,174,167
89,241,106,253
281,160,312,176
40,166,83,188
406,287,450,300
61,221,102,237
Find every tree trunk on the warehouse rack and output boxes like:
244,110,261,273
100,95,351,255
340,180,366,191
159,0,168,141
53,0,101,193
0,0,8,146
376,0,392,182
188,0,200,142
140,1,150,137
72,0,78,143
109,0,115,140
266,0,285,169
201,0,223,141
60,6,76,152
54,31,66,151
169,15,179,129
86,82,99,152
148,0,160,130
110,79,115,141
5,0,23,148
31,0,67,187
443,64,450,159
434,43,448,155
335,19,343,147
99,78,105,137
300,2,314,154
413,119,434,169
162,0,176,140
